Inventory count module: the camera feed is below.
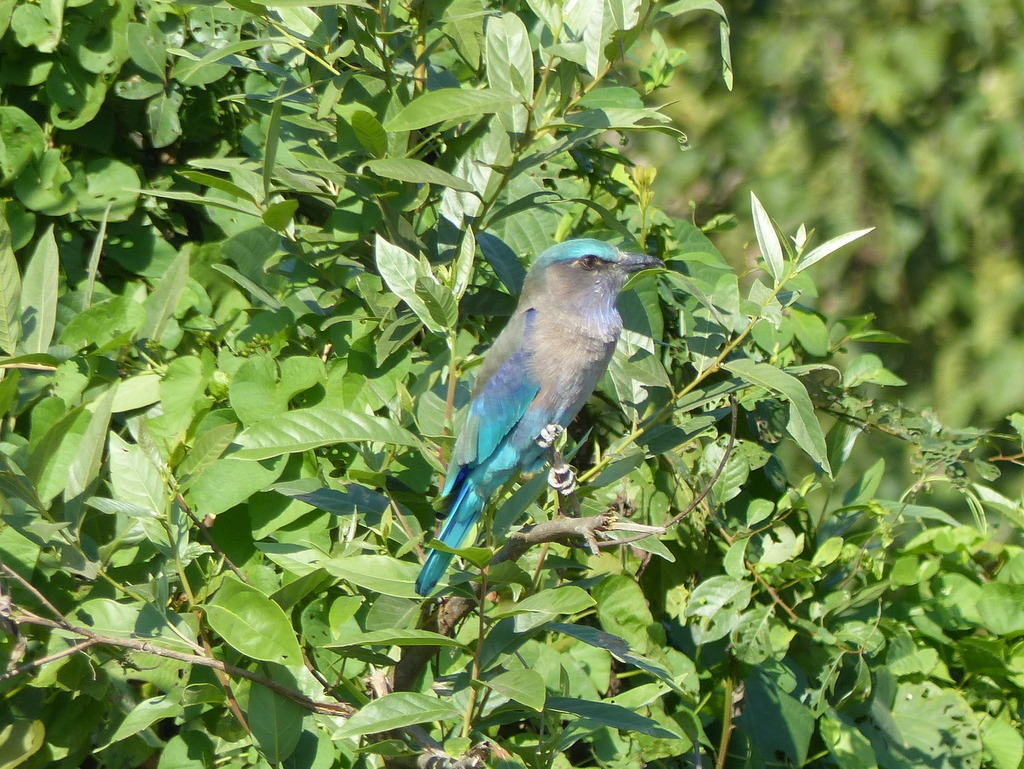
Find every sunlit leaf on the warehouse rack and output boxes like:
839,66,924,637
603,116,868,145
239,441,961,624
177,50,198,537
334,693,460,738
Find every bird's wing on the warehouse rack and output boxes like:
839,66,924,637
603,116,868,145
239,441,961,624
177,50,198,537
443,309,541,496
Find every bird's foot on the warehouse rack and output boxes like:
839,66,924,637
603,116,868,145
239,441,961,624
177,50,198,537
548,463,577,496
536,423,564,449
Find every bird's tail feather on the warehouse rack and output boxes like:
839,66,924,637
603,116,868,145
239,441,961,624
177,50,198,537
415,482,484,596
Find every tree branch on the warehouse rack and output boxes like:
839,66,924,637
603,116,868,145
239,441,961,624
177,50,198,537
3,608,355,717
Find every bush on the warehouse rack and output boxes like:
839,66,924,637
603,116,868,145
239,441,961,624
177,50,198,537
1,2,1022,768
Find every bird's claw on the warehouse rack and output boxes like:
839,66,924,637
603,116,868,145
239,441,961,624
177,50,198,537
548,464,577,496
536,424,564,449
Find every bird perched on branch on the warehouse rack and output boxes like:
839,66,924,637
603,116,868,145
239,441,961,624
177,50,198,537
415,238,661,595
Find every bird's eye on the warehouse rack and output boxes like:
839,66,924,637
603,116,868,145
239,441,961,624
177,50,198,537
577,255,599,270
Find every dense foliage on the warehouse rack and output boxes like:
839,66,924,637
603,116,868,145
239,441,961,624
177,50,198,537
0,2,1022,769
641,0,1024,427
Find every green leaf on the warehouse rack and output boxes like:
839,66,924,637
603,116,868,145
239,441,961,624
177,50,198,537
0,720,45,769
58,295,147,352
150,355,208,442
735,669,815,766
262,199,299,231
127,22,168,78
108,432,167,515
485,13,533,100
820,712,878,769
351,110,388,157
204,576,304,664
0,106,45,184
844,353,907,388
364,158,475,193
10,0,62,52
494,586,596,625
232,406,418,460
375,234,455,333
65,386,116,501
187,455,287,518
546,697,677,739
750,192,785,284
562,0,641,77
415,275,459,329
977,582,1024,636
593,575,656,653
13,149,75,216
334,693,460,738
177,171,257,204
155,733,213,769
97,696,183,751
319,555,421,598
112,372,162,413
141,252,190,343
147,88,184,148
327,628,466,650
789,305,829,357
177,423,238,484
484,669,546,711
982,715,1024,769
27,405,92,505
864,681,981,769
19,225,58,354
384,88,520,132
0,210,21,355
725,359,832,475
684,575,753,644
247,683,305,764
72,158,141,222
46,58,110,130
796,227,874,272
547,622,683,693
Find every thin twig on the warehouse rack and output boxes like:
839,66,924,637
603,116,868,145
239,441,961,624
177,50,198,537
175,494,248,584
8,611,354,717
0,560,66,623
0,638,96,682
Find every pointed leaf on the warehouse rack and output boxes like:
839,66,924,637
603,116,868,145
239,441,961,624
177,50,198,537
750,193,784,284
66,386,116,501
796,228,874,272
204,576,303,664
547,622,683,693
20,225,58,354
247,683,305,764
232,407,418,460
141,252,189,342
334,693,460,738
351,110,387,157
725,359,832,475
375,235,453,333
97,695,183,751
384,88,520,132
327,628,466,650
177,423,238,484
108,432,168,514
484,669,546,711
546,696,678,738
319,554,421,598
0,210,21,355
364,158,475,193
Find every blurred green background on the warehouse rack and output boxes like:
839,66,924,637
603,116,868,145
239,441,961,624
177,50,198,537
640,0,1024,430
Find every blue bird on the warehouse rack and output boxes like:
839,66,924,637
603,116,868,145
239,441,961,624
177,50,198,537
415,238,661,595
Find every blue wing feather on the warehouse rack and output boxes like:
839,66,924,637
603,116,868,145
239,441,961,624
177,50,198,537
443,310,541,495
418,310,551,595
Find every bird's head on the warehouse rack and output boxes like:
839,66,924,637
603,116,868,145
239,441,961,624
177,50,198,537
525,238,662,310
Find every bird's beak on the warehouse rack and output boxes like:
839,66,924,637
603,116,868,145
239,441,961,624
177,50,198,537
619,251,663,273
